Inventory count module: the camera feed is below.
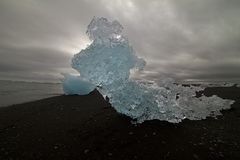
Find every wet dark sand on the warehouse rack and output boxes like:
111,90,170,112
0,87,240,160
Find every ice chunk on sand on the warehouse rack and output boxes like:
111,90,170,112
63,17,234,123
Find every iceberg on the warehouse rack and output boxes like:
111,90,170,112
63,17,234,123
62,74,95,95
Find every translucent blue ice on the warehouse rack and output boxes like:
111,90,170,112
63,17,234,123
62,74,95,95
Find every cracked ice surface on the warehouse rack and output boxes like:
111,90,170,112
63,17,234,123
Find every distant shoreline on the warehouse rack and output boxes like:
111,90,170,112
0,80,63,107
0,79,62,85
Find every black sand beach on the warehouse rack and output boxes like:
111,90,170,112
0,87,240,160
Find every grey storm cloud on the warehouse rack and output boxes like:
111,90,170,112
0,0,240,82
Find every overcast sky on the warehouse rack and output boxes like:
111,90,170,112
0,0,240,82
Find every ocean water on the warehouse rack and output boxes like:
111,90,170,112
0,80,63,107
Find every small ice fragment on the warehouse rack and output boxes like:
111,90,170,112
62,74,95,95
